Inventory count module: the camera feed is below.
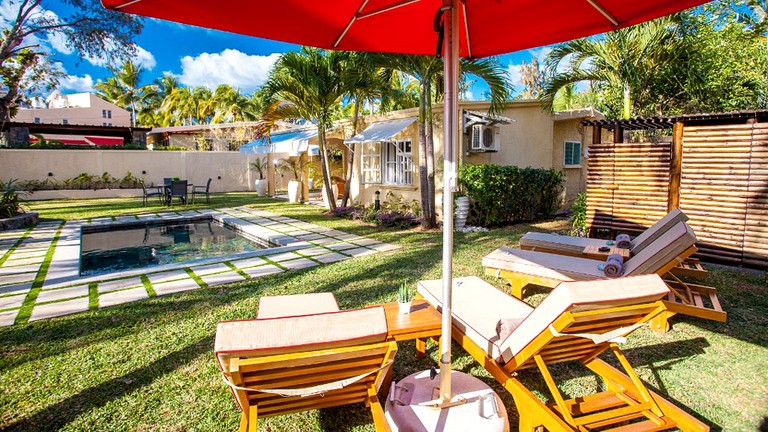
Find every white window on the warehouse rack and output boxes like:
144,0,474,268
564,141,581,167
34,117,40,124
62,119,68,125
102,109,107,118
107,110,112,119
361,142,381,184
383,140,413,185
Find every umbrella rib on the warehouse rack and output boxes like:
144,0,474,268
461,0,471,58
335,0,421,47
111,0,143,9
585,0,620,26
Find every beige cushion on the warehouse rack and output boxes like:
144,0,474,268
214,307,387,371
417,276,533,362
257,293,340,319
520,232,606,254
624,222,696,275
498,274,669,363
631,209,689,255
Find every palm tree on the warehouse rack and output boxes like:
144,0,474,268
541,16,687,119
261,47,349,210
94,60,148,127
373,54,510,228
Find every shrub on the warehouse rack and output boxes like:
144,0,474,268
569,192,588,237
330,204,420,229
457,164,564,226
19,171,143,191
0,179,28,218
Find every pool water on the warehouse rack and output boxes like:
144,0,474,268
80,219,265,276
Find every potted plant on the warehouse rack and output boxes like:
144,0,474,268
397,281,413,315
277,157,305,203
250,157,269,197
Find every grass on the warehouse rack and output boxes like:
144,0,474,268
1,193,766,431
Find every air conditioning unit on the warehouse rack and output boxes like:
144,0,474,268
469,124,500,152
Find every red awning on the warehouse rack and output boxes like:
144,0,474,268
85,136,125,146
102,0,708,58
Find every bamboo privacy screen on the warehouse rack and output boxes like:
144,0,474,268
586,122,768,268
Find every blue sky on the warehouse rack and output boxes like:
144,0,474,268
6,2,550,100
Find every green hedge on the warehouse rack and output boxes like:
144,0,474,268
457,164,564,226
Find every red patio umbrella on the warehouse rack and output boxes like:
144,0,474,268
102,0,709,427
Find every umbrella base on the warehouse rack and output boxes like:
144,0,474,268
384,370,509,431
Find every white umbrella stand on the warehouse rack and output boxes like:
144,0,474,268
384,1,509,429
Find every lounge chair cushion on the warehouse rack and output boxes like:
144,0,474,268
214,307,387,371
256,293,340,319
497,274,669,363
624,222,696,275
630,208,688,255
519,232,606,255
418,276,534,362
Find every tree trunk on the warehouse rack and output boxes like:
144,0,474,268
341,95,360,207
418,84,431,229
424,82,437,229
318,124,336,210
623,83,631,120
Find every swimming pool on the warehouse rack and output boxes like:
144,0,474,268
80,217,267,276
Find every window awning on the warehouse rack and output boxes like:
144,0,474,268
345,118,417,143
240,128,318,155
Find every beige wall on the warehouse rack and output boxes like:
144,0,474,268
0,149,260,193
346,101,592,214
13,94,131,127
552,118,588,208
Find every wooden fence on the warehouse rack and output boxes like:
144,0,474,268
585,122,768,268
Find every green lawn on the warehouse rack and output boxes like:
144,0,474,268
1,193,766,431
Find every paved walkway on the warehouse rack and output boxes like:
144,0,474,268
0,206,399,326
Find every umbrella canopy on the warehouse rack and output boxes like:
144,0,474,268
103,0,705,59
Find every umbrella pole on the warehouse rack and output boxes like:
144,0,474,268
439,0,459,405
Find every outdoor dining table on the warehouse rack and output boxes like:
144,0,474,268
161,180,194,205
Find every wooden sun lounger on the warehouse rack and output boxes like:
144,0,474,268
418,275,710,432
215,307,397,431
520,209,708,279
485,221,726,332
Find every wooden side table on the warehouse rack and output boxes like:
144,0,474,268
582,245,631,261
381,299,442,358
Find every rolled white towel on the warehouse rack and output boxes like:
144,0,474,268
615,233,632,249
601,253,625,278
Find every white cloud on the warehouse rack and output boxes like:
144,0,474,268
85,43,157,70
58,74,95,92
177,49,281,93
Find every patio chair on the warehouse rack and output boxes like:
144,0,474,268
417,275,709,432
168,180,187,206
519,209,706,278
215,306,397,432
140,180,163,206
192,178,212,204
483,221,726,331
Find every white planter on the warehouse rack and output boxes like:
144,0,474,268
398,301,412,315
321,183,339,209
254,179,268,197
287,180,302,203
308,178,315,189
455,196,470,230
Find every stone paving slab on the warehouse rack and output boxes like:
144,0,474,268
199,271,246,287
37,285,89,304
153,277,200,296
345,247,378,258
229,256,267,269
0,293,27,310
372,243,401,252
0,272,37,286
313,253,349,264
29,297,90,322
266,252,303,262
100,287,148,308
326,243,358,251
351,238,381,247
0,283,33,296
294,247,331,257
99,277,144,294
147,270,190,285
0,309,19,326
8,250,47,259
241,265,284,278
192,263,232,276
4,257,45,266
281,258,320,270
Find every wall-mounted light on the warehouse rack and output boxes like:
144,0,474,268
141,170,147,175
47,172,54,177
217,176,221,180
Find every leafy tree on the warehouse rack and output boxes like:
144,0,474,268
261,47,349,210
541,16,688,119
0,0,142,120
518,58,547,99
